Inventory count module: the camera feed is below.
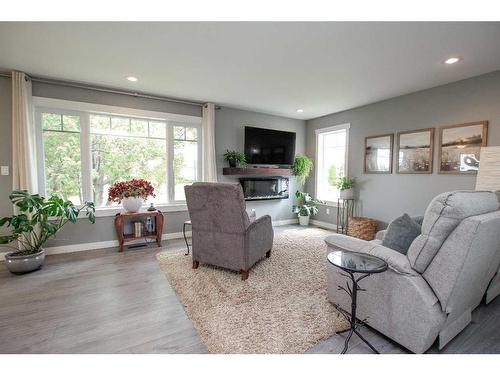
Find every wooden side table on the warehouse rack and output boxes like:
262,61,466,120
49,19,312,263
114,211,164,252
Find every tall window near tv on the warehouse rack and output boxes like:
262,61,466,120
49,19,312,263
36,99,201,209
315,124,350,204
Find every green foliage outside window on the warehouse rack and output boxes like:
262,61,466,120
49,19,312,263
42,113,197,207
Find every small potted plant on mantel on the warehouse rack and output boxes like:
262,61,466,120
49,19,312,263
0,190,95,274
292,190,323,226
223,150,247,168
336,176,356,199
108,179,156,213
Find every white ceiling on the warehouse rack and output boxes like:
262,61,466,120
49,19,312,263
1,22,500,119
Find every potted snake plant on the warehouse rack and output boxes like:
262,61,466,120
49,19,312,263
0,190,95,274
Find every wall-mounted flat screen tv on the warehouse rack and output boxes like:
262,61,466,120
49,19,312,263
244,126,296,166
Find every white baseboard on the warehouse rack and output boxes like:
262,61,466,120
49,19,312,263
310,219,337,231
0,231,191,261
1,218,300,261
272,218,299,226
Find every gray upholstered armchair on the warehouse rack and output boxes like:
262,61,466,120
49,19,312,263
325,191,500,353
184,182,274,280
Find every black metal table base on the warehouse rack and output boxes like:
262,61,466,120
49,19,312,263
336,271,380,354
183,222,191,256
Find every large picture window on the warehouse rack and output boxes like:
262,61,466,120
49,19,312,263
315,124,349,203
35,99,201,209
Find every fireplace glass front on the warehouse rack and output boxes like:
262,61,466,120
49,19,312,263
239,177,289,201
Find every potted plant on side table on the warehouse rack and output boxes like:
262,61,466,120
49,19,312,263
336,176,356,199
108,179,155,213
292,190,323,226
0,190,95,274
223,150,247,168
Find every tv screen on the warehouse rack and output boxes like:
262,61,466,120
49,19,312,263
244,126,296,166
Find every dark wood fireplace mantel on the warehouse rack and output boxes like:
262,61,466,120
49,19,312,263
222,167,293,176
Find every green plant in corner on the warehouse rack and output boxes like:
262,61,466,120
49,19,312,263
335,176,356,190
292,191,322,217
292,155,313,185
0,190,96,256
223,149,247,168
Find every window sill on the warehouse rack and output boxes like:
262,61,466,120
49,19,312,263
318,201,340,208
78,203,188,219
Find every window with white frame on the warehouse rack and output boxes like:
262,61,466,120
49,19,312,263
36,100,201,208
315,124,349,203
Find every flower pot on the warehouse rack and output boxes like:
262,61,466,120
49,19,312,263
122,196,144,212
339,188,354,200
298,215,310,226
228,159,237,168
5,249,45,274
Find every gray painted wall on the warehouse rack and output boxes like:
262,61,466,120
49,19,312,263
306,70,500,227
0,80,305,247
216,107,305,221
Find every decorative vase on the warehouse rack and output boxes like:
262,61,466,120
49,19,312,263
228,159,237,168
340,189,354,199
122,196,143,212
5,249,45,274
298,215,310,226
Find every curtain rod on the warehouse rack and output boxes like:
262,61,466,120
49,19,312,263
0,71,207,108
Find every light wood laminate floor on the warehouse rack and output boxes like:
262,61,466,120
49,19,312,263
0,225,499,354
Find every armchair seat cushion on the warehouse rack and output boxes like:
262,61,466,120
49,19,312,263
325,234,418,276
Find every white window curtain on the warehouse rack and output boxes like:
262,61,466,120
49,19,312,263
12,71,38,193
201,102,217,182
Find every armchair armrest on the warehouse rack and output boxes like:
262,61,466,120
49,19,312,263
375,229,387,241
247,214,272,232
325,234,418,276
245,215,273,268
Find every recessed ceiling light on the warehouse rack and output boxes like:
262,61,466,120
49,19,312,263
296,109,304,113
126,76,138,82
444,57,461,65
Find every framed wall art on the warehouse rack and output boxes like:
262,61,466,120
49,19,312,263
364,134,393,173
396,128,434,174
438,121,488,174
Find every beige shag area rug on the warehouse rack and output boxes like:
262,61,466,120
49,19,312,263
156,227,347,353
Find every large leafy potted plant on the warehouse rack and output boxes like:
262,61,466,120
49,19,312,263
292,155,313,185
223,150,247,168
108,179,155,213
336,177,356,199
292,190,322,226
0,190,95,274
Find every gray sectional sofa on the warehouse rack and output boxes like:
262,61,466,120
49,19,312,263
325,191,500,353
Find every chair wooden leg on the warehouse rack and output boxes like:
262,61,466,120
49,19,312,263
192,260,199,269
241,270,249,281
266,249,271,258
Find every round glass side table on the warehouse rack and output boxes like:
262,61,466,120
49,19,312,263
327,249,388,354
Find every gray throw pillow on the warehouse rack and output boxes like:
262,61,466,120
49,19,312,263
382,213,422,255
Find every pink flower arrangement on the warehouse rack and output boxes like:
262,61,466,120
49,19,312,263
108,179,155,203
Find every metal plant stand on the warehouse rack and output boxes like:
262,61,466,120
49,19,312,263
336,198,355,234
327,250,388,354
183,220,191,256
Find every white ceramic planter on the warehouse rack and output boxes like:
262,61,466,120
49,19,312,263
122,196,144,212
339,189,354,199
298,215,310,226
